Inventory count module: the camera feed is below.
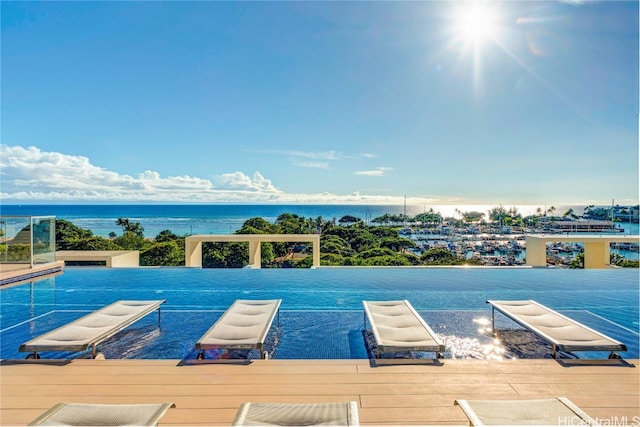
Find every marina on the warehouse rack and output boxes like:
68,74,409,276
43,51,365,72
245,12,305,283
402,224,639,267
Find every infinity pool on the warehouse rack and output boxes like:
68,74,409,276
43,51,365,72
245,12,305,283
1,267,638,360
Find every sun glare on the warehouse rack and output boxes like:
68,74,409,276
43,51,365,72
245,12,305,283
454,3,499,44
448,2,504,94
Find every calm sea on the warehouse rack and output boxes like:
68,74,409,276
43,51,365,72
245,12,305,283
0,204,637,238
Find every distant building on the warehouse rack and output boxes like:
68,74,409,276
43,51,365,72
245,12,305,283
613,205,639,222
543,220,623,233
583,205,639,223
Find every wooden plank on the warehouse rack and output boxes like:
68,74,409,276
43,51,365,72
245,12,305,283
511,382,640,395
9,371,635,386
0,394,360,410
1,382,520,398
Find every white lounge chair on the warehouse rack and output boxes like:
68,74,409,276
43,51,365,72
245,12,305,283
232,401,359,426
455,397,596,425
362,300,445,358
487,300,627,359
196,299,282,360
19,300,166,359
28,402,175,426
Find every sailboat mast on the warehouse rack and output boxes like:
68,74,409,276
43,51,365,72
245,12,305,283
403,195,407,227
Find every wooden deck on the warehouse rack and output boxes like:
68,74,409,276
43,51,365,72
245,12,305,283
1,358,638,426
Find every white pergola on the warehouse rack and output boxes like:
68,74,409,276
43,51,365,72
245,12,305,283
526,234,639,269
185,234,321,268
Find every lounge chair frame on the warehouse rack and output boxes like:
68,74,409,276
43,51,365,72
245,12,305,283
455,397,596,425
19,300,166,359
196,299,282,360
28,402,175,426
363,300,445,359
232,401,359,426
487,299,627,359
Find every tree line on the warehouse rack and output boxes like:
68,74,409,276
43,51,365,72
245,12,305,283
51,208,638,268
53,213,480,268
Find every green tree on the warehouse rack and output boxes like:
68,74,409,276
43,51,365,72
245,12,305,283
320,234,355,257
369,227,398,239
320,253,348,266
462,211,485,223
379,236,416,252
65,237,122,251
260,242,276,266
348,228,378,252
203,242,248,268
610,254,640,268
413,209,443,225
242,217,274,233
568,253,584,269
116,217,145,237
112,232,148,251
237,225,269,235
141,241,184,266
155,229,179,242
371,213,393,225
420,247,479,266
338,215,361,225
55,220,94,249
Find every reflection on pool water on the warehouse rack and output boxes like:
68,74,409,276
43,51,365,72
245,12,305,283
1,267,638,360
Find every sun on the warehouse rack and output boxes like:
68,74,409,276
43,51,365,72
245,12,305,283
454,2,499,44
447,2,504,95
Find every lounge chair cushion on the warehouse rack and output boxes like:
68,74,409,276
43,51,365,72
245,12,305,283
20,300,166,354
363,300,444,354
488,300,627,353
196,299,281,350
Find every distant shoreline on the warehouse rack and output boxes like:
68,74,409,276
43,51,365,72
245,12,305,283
1,203,638,239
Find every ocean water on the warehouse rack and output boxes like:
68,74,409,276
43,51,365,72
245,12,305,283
2,204,636,238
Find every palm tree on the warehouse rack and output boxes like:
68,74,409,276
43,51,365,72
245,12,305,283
116,217,145,237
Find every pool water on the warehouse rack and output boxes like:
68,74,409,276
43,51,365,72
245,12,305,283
1,267,638,360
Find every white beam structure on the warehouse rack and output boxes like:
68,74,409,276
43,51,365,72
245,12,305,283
56,250,139,267
185,234,321,268
526,234,639,269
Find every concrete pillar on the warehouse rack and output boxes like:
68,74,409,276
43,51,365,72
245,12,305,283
312,237,320,267
185,237,203,267
248,240,261,268
583,241,609,269
110,251,139,267
525,236,547,267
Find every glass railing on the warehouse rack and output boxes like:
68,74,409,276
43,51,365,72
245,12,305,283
0,216,56,265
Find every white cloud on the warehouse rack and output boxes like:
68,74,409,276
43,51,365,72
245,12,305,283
291,160,330,169
250,148,378,169
1,145,222,201
9,146,529,206
0,145,410,204
217,171,281,193
289,150,338,160
558,0,589,4
355,167,393,176
251,149,339,160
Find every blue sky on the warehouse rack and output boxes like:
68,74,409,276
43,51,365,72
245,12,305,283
1,1,638,206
